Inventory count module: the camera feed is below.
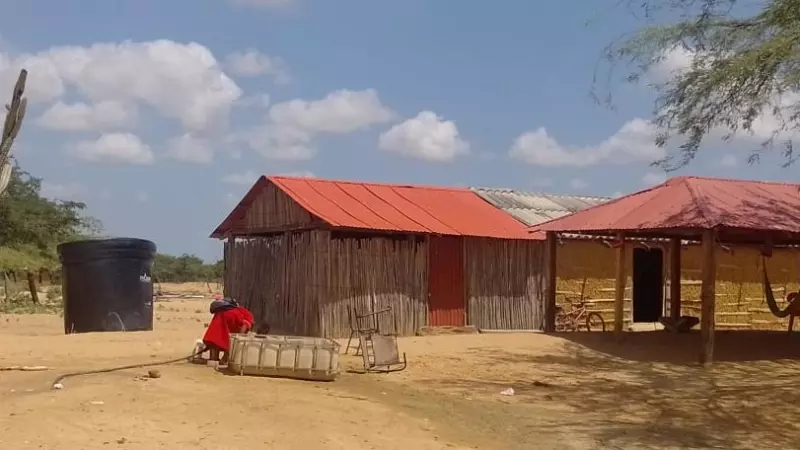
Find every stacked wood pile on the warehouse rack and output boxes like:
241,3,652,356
466,237,545,330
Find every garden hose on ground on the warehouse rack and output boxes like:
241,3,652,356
51,347,208,389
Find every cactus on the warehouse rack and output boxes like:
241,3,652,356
0,69,27,196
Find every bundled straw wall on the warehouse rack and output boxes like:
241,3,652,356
681,245,800,331
555,240,635,326
554,239,800,330
466,237,545,330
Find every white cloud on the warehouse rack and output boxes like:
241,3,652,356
510,118,665,167
569,178,589,190
641,171,667,186
0,39,242,131
238,89,395,160
719,154,738,167
268,89,394,134
40,181,84,201
168,133,214,164
378,111,469,162
69,133,155,165
37,100,137,131
649,48,800,144
225,49,290,84
221,170,260,186
649,47,695,84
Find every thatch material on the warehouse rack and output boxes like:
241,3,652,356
555,239,800,330
466,238,545,330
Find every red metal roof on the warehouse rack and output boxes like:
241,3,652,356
212,175,538,240
532,176,800,239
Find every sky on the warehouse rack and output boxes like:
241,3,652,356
0,0,794,262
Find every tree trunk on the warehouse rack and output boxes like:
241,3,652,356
26,271,38,304
2,271,8,302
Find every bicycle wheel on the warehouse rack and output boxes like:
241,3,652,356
585,312,606,332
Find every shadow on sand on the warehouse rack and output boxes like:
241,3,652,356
409,331,800,449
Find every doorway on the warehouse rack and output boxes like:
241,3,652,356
632,247,664,323
428,236,465,327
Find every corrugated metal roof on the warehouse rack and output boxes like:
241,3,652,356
470,187,611,226
212,176,539,240
532,176,800,242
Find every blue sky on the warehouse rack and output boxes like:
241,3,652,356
0,0,793,262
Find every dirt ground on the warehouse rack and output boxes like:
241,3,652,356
2,291,800,449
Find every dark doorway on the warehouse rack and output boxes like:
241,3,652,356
632,248,664,322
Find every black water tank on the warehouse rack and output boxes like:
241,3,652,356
58,238,157,334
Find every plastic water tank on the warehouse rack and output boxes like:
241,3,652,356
57,238,157,334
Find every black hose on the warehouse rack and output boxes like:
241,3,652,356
51,348,207,388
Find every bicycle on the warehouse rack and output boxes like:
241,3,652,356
554,276,606,332
555,298,606,332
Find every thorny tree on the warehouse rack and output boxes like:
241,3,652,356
600,0,800,170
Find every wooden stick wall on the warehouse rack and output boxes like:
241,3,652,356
465,237,545,330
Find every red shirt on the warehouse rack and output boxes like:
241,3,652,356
202,306,254,352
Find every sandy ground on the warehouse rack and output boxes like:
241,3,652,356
2,293,800,449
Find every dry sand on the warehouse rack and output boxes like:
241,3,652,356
2,293,800,449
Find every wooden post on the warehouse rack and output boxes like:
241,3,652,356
462,238,469,327
224,234,236,297
699,229,717,366
26,271,39,304
669,238,682,320
544,232,557,332
614,233,627,339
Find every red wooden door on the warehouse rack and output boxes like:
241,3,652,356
428,236,466,326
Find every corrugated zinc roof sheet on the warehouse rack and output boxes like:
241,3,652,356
532,176,800,238
213,176,539,240
470,187,611,226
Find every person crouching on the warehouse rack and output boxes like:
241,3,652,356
202,296,254,364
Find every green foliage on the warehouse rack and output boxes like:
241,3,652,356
0,163,221,283
601,0,800,169
0,165,99,271
152,253,223,283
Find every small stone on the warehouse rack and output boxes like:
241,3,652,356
147,370,161,379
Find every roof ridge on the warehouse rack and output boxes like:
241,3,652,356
268,175,470,192
527,181,667,231
679,177,716,228
469,186,612,201
672,175,800,188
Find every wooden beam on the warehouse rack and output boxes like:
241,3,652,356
544,232,557,332
614,233,627,339
669,237,682,320
224,234,236,297
699,229,717,367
